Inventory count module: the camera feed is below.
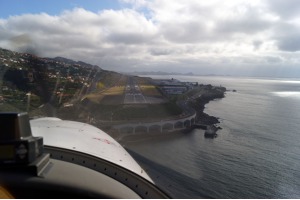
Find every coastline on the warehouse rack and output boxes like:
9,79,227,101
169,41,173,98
189,87,226,125
118,86,226,144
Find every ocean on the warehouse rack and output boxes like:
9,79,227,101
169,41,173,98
124,76,300,198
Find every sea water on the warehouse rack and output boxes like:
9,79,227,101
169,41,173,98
124,76,300,198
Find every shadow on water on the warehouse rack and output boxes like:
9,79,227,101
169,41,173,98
126,149,212,199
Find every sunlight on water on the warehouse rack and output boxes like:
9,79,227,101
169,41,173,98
272,91,300,98
279,80,300,84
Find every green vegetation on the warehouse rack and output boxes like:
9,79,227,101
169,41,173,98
85,86,125,104
135,76,162,97
139,85,162,97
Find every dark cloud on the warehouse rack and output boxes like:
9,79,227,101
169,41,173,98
266,0,300,19
0,27,11,41
159,20,209,43
215,17,271,35
272,23,300,52
265,56,282,64
276,35,300,52
6,34,42,56
149,48,175,56
106,32,156,44
253,40,263,50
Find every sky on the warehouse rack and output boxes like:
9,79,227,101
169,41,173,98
1,0,300,77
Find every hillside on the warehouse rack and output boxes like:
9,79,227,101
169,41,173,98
0,48,127,117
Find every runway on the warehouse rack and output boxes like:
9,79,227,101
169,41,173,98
124,77,147,104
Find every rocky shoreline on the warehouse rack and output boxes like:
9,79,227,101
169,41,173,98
188,86,226,126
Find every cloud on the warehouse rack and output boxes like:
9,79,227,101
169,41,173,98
149,48,175,56
149,0,274,43
0,1,300,76
266,0,300,19
277,34,300,52
0,8,157,57
270,22,300,52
